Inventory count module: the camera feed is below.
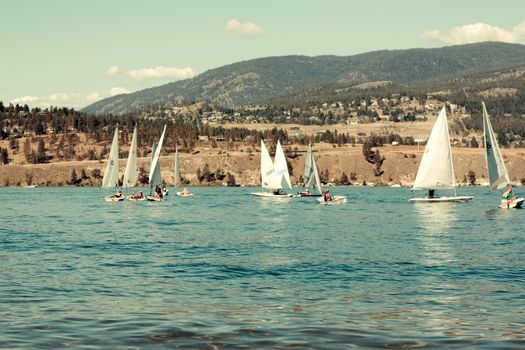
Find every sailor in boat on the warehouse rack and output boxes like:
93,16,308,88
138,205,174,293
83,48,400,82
428,189,435,198
131,191,144,200
154,185,164,199
323,190,333,202
111,190,124,199
299,188,310,196
502,186,515,205
181,187,191,196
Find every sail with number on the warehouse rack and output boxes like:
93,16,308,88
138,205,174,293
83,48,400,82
101,127,120,188
412,107,455,190
303,143,322,194
260,140,277,190
274,140,293,190
122,126,137,188
149,125,167,187
482,102,510,191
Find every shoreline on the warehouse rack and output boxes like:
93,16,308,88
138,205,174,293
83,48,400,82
1,145,524,188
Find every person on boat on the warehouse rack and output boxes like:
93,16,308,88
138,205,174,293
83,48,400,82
299,188,310,196
428,189,435,198
155,185,163,199
323,190,332,202
114,190,123,199
273,189,283,195
181,187,191,196
131,192,143,199
503,186,514,201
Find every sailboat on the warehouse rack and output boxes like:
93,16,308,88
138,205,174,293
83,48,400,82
409,106,473,203
251,139,293,198
482,102,523,209
174,146,192,197
146,125,167,201
123,126,144,201
102,126,124,202
298,143,323,197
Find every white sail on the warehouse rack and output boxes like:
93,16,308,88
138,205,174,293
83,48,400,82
412,107,455,190
174,146,180,188
260,140,277,190
122,126,137,188
482,102,510,191
149,125,167,187
101,127,120,188
274,140,293,190
303,143,322,193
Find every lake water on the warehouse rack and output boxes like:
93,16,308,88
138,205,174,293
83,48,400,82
1,187,524,349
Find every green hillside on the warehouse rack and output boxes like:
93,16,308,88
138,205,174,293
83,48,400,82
82,42,525,115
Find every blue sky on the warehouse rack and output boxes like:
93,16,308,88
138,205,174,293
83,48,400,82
2,0,525,108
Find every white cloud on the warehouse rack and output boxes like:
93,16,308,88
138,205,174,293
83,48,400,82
86,92,102,101
421,21,525,45
9,88,132,109
224,19,265,37
110,87,130,96
10,96,40,104
127,66,195,80
106,65,120,76
48,93,73,102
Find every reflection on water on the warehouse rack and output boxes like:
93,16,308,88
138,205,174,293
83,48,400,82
413,202,457,234
0,187,524,349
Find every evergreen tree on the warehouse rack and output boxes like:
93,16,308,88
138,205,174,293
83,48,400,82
0,148,8,164
470,136,479,148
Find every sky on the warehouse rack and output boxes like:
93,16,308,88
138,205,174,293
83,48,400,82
2,0,525,109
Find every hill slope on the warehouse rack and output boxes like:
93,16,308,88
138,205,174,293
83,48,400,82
83,42,525,115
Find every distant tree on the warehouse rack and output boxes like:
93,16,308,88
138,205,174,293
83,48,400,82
36,139,47,163
68,169,80,185
23,138,31,160
80,169,89,180
339,172,350,185
196,167,202,183
9,138,18,150
0,148,8,164
467,170,476,185
25,173,33,186
226,172,237,186
86,149,97,160
91,168,102,179
138,167,149,185
470,136,479,148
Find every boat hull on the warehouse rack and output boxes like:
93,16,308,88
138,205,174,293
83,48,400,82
318,196,347,205
105,196,124,202
409,196,473,203
251,192,293,199
176,192,194,197
298,192,322,197
499,198,524,209
145,195,163,202
126,195,145,201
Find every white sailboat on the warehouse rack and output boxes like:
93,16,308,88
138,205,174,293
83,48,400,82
174,146,192,197
409,107,473,203
102,127,124,202
146,125,167,201
251,139,293,198
482,102,523,209
123,126,145,201
298,143,323,197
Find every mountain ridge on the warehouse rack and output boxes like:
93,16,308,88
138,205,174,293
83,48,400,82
82,42,525,115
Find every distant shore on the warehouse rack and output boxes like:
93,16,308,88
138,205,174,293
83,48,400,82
1,145,524,188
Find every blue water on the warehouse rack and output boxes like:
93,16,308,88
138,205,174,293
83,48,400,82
1,187,524,349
